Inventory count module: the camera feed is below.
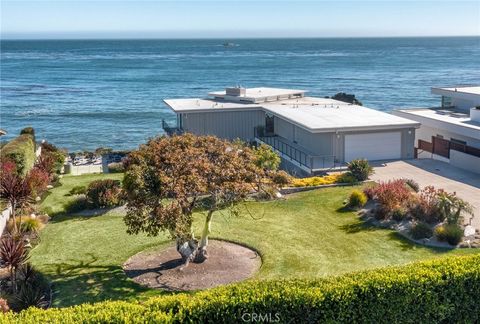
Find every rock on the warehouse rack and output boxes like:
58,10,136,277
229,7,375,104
464,225,476,237
47,185,54,189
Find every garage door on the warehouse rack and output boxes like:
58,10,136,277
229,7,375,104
345,132,401,162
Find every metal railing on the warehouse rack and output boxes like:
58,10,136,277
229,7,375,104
254,127,336,172
162,119,183,136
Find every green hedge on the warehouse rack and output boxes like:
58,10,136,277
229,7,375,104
0,133,36,176
4,254,480,323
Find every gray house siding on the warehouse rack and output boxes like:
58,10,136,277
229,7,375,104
181,110,265,141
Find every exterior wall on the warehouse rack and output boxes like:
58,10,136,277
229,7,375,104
181,110,265,142
415,125,480,149
451,97,480,111
450,150,480,174
274,116,334,156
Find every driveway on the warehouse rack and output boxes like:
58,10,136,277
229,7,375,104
371,159,480,230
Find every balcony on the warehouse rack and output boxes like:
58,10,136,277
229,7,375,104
162,119,184,136
254,127,337,174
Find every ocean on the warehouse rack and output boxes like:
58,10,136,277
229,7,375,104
1,37,479,151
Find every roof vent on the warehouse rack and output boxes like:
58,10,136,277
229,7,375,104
225,87,246,97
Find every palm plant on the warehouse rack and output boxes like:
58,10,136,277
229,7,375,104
0,236,29,293
437,191,474,225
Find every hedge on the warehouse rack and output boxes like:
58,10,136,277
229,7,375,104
0,133,36,176
3,254,480,323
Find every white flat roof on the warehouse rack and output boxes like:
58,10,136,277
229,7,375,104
395,108,480,138
164,90,420,132
434,86,480,96
262,97,419,132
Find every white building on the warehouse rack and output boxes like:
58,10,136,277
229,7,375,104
394,86,480,174
164,87,419,175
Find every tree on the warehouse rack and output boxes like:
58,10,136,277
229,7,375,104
0,161,32,233
123,134,275,266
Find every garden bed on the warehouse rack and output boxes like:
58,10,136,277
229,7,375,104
123,240,261,291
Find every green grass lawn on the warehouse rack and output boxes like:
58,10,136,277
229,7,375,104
32,174,478,307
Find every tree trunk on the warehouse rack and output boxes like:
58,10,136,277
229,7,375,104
196,210,214,262
11,201,18,234
176,237,197,269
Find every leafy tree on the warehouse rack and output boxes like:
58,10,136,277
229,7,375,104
0,161,32,233
123,134,275,266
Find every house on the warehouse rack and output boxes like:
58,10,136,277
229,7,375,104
164,87,419,175
394,86,480,174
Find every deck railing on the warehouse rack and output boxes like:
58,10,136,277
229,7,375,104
254,127,336,172
162,119,183,136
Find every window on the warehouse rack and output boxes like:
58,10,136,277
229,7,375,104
265,114,274,135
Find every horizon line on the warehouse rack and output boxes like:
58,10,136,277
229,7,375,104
2,34,480,41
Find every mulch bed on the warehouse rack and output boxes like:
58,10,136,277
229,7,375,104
123,240,261,291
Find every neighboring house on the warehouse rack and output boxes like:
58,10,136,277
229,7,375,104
164,87,419,175
394,86,480,174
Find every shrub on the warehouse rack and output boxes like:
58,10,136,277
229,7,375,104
254,144,281,171
435,224,464,246
403,178,420,192
291,173,345,187
40,142,66,174
410,186,442,224
107,162,124,173
69,185,87,195
391,207,407,222
0,298,9,313
4,254,480,323
347,159,373,181
26,168,50,198
410,222,433,240
20,127,35,137
371,179,413,214
0,133,36,176
64,196,89,213
271,170,291,186
348,190,367,208
86,179,124,208
19,217,42,234
337,172,357,184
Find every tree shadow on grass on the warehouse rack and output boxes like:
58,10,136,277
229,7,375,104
40,254,172,308
338,219,382,234
386,232,453,253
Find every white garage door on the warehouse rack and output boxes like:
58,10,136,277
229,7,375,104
345,132,401,162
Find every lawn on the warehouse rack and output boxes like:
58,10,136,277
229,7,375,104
31,174,478,307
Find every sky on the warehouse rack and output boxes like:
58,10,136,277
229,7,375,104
1,1,479,39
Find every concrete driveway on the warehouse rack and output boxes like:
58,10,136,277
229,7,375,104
371,159,480,230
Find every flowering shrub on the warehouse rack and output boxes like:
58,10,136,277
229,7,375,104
86,179,124,208
435,224,463,245
291,172,354,187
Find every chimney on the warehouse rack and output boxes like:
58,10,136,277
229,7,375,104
225,87,246,97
